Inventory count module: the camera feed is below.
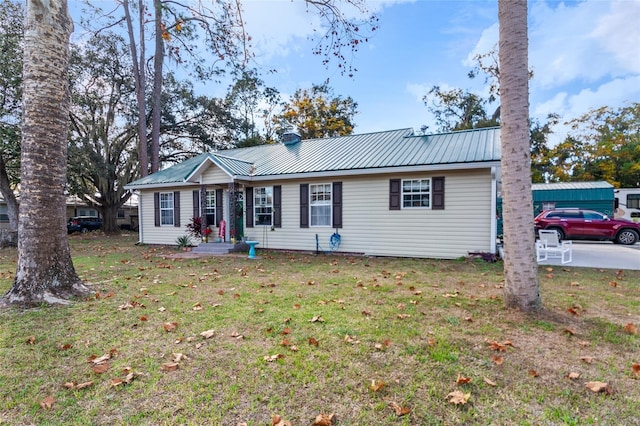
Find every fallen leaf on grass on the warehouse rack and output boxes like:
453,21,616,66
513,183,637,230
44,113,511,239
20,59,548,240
309,316,325,323
158,307,166,312
88,353,112,365
564,327,576,335
389,401,411,416
161,362,179,372
487,340,512,352
200,329,215,339
456,373,471,384
369,379,385,392
580,356,594,364
447,390,470,405
139,315,148,321
566,372,581,380
172,353,187,362
63,381,94,390
585,381,613,394
93,363,110,374
40,396,56,410
397,313,411,319
308,337,319,347
264,354,285,363
491,355,504,365
58,343,73,350
344,334,360,344
483,377,497,387
632,363,640,377
272,414,293,426
624,323,637,335
163,322,178,332
313,413,336,426
26,336,36,345
528,370,539,377
281,327,291,335
192,302,203,311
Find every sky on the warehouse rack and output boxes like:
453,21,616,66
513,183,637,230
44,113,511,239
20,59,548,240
234,0,640,143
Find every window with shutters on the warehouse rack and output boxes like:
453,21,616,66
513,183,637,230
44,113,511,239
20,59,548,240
402,179,430,208
254,187,273,226
310,183,332,226
160,192,174,225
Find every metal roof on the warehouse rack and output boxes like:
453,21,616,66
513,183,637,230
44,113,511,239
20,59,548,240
532,181,614,191
126,127,501,189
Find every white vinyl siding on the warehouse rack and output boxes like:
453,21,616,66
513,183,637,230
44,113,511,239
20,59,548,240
160,193,174,226
137,168,494,258
402,179,430,208
310,183,331,226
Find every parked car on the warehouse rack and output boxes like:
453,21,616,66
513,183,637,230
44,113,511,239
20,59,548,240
67,216,102,234
534,208,640,245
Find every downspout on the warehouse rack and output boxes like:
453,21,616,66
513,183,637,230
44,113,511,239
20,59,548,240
490,167,497,254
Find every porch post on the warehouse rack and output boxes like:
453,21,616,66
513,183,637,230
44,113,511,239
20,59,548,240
228,182,237,241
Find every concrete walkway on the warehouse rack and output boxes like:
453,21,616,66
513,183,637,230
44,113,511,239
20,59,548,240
537,241,640,270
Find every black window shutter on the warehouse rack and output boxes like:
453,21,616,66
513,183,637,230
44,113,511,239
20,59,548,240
192,190,200,219
154,192,160,227
245,187,254,228
389,179,401,210
215,189,223,226
432,177,445,210
300,184,309,228
332,182,343,228
173,191,181,227
273,185,282,228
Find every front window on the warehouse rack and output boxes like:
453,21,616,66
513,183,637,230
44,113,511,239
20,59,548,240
205,191,216,225
0,205,8,222
160,192,174,226
310,183,332,226
402,179,430,208
254,187,273,226
628,194,640,209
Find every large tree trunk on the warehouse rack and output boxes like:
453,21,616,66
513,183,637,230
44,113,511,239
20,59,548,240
150,0,163,173
1,0,90,307
499,0,541,311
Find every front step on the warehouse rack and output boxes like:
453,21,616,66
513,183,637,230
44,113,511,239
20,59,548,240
192,242,235,254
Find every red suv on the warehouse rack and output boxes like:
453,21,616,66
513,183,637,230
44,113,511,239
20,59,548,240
534,208,640,245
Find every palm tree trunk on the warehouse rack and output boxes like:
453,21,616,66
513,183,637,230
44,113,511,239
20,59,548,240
1,0,89,307
498,0,541,311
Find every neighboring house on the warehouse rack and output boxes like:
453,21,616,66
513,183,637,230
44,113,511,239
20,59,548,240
532,181,615,217
0,194,138,231
125,127,501,259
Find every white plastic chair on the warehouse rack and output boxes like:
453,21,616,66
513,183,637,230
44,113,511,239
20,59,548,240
536,229,572,264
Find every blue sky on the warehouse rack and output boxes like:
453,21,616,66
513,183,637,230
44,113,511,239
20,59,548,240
236,0,640,142
70,0,640,143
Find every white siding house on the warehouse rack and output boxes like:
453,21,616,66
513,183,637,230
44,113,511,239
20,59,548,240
126,127,501,259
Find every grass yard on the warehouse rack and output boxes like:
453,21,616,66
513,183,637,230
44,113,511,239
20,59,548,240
0,233,639,425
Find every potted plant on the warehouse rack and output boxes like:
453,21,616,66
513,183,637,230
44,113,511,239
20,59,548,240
175,235,192,251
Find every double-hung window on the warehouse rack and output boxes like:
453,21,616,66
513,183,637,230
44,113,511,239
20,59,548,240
310,183,332,226
254,187,273,226
402,179,430,208
160,192,174,225
205,190,216,225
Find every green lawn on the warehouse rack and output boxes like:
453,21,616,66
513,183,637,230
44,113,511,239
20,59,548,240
0,233,638,425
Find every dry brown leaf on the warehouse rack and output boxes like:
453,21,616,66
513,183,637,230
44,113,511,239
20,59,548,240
487,340,507,352
111,378,124,387
309,316,325,323
309,337,319,347
585,381,613,394
389,401,411,416
40,396,56,410
161,362,179,372
313,413,336,426
624,323,638,335
483,377,497,387
281,327,291,335
200,329,215,339
528,370,539,377
93,363,110,374
272,414,293,426
163,322,178,332
264,354,285,363
26,335,36,345
172,353,187,362
361,310,372,316
456,373,471,384
580,356,594,364
89,353,111,365
446,390,470,405
566,372,581,380
344,334,360,344
139,315,148,321
289,345,299,352
370,379,385,392
491,355,504,365
564,327,576,335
